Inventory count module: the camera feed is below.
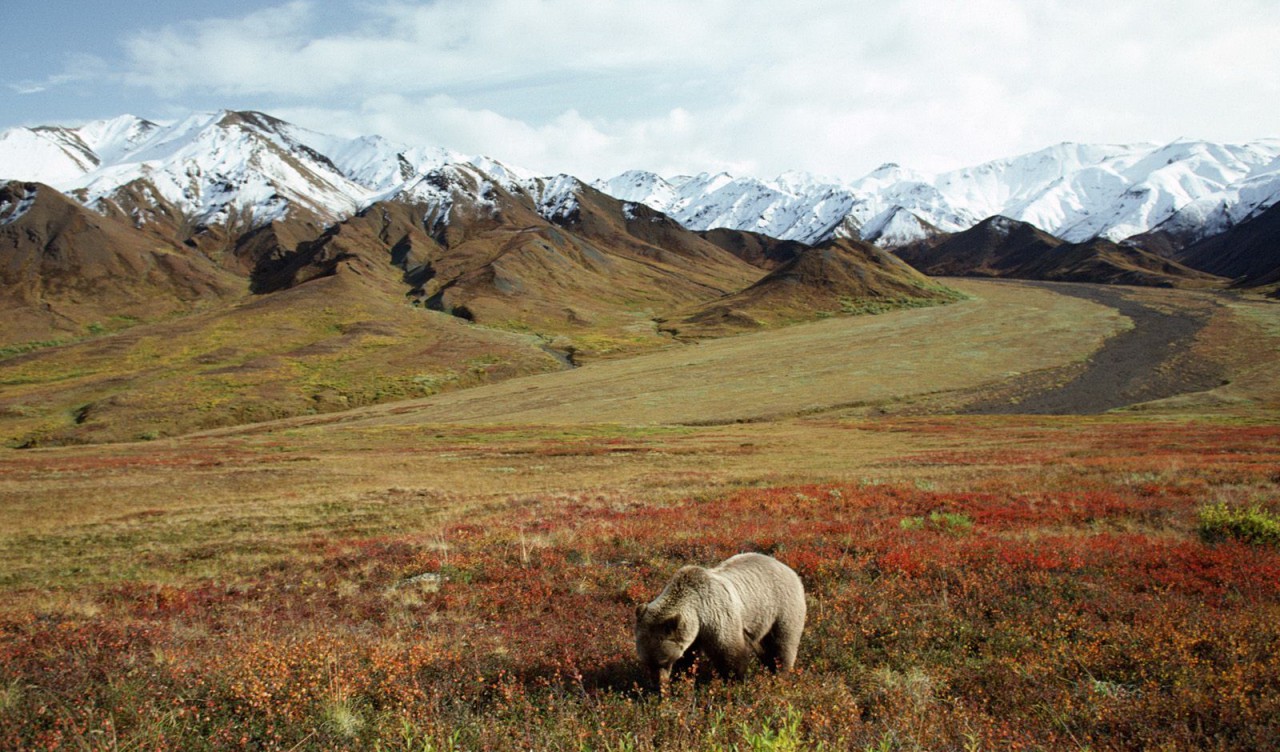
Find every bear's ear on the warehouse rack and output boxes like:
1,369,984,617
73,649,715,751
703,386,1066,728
635,603,647,621
662,614,682,633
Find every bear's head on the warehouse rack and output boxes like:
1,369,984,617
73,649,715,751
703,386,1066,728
635,603,696,688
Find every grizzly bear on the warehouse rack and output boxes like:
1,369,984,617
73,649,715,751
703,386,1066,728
635,552,806,687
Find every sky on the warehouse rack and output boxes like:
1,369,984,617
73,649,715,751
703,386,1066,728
4,0,1279,180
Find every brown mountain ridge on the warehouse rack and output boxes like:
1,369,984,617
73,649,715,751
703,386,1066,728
0,181,242,346
894,215,1225,289
661,237,962,338
1175,201,1280,291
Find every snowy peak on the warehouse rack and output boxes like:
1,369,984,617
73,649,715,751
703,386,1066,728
849,162,931,193
860,206,937,247
0,126,100,185
532,174,585,224
594,170,679,210
465,155,538,195
763,169,844,196
384,163,505,235
286,128,461,194
0,110,586,240
0,111,1276,254
0,111,438,234
0,110,381,229
602,171,861,246
70,115,159,164
598,138,1280,247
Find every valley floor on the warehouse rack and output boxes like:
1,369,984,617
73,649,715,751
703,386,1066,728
964,281,1231,415
181,277,1276,431
1,280,1278,749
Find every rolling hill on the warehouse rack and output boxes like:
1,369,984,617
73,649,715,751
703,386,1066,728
661,238,960,338
0,144,957,446
894,216,1225,288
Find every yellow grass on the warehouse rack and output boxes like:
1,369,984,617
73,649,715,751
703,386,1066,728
293,279,1128,427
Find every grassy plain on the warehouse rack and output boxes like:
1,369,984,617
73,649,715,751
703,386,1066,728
2,280,1279,749
212,279,1131,429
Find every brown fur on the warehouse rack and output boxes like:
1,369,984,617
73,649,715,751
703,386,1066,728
635,552,806,687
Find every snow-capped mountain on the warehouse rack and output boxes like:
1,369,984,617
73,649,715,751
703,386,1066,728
597,170,862,245
1,110,1277,251
0,110,542,234
0,111,378,228
596,139,1280,247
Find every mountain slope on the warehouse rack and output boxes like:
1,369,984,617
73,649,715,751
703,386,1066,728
0,112,408,252
70,111,376,246
9,108,1274,445
895,216,1224,288
0,269,565,447
1176,201,1280,288
0,172,963,445
697,227,809,270
661,238,961,338
280,171,764,355
0,181,242,345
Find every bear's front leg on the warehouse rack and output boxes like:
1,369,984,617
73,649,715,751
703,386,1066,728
710,634,755,679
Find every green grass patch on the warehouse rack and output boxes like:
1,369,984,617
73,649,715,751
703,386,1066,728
1198,502,1280,546
900,511,974,534
0,339,68,360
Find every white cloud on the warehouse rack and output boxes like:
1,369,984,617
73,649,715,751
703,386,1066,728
10,82,51,95
8,55,109,96
116,0,1280,179
120,0,734,99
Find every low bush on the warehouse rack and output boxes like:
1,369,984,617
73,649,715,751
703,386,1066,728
4,479,1280,750
1198,502,1280,546
899,510,973,534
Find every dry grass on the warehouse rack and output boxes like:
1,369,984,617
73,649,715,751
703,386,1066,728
4,280,1277,568
0,277,1115,446
3,411,1274,592
284,279,1128,427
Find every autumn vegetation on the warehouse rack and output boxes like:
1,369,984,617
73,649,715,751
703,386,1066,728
2,416,1278,750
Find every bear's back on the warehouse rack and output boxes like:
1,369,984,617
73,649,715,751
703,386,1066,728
712,553,804,607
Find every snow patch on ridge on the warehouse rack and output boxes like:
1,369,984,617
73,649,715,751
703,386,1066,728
74,115,160,164
0,128,98,185
594,170,678,210
534,174,582,223
0,185,37,225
